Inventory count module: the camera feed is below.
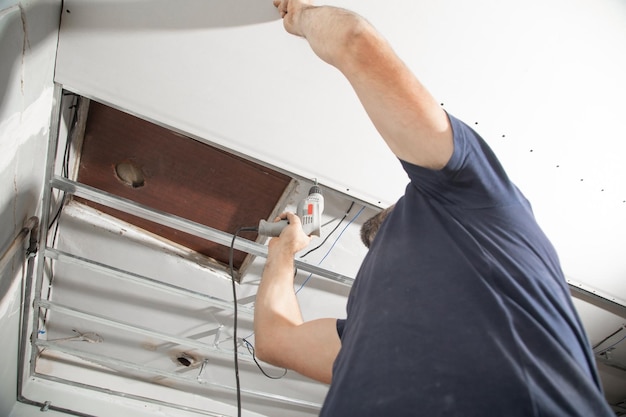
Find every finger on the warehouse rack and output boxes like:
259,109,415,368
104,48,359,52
274,212,288,222
274,0,286,15
285,212,302,226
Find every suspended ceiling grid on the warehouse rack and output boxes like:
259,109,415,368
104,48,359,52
40,202,337,417
18,0,626,415
24,91,371,416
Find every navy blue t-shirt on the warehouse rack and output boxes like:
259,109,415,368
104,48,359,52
320,114,612,416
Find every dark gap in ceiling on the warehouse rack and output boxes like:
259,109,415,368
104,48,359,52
76,100,291,271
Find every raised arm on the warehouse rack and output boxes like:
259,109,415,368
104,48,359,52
274,0,454,169
254,213,341,383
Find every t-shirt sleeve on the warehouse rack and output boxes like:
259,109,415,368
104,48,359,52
336,319,346,339
400,113,528,210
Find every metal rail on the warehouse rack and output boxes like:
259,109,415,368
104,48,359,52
45,248,254,315
35,340,322,411
36,300,252,361
569,284,626,319
0,216,38,274
15,217,40,411
31,373,231,417
50,176,355,286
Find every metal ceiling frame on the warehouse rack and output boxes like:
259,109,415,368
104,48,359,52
16,85,335,416
50,176,355,286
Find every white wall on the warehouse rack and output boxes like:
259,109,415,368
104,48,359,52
0,1,60,415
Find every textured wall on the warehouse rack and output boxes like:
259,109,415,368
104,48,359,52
0,1,60,415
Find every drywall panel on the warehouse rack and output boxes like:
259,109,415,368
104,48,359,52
53,0,626,203
54,1,626,298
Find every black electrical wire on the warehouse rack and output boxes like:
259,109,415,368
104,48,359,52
48,95,80,230
299,201,355,259
229,226,258,417
229,226,292,416
241,338,287,380
44,94,80,328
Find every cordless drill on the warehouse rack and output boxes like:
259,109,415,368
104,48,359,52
258,184,324,237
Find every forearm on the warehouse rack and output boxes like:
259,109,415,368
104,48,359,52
253,212,340,383
254,249,340,383
286,2,453,169
254,244,303,362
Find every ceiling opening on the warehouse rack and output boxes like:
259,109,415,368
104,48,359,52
75,100,294,275
17,91,334,417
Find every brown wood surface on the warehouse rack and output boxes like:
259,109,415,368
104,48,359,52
76,101,290,270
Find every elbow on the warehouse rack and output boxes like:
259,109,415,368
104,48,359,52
254,344,278,367
254,329,286,368
253,317,283,366
312,12,379,68
332,19,386,73
253,333,273,364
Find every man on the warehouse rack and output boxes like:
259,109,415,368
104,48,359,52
254,1,614,416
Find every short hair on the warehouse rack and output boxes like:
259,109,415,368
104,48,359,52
360,204,395,248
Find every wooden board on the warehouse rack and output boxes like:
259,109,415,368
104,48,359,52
77,101,291,270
